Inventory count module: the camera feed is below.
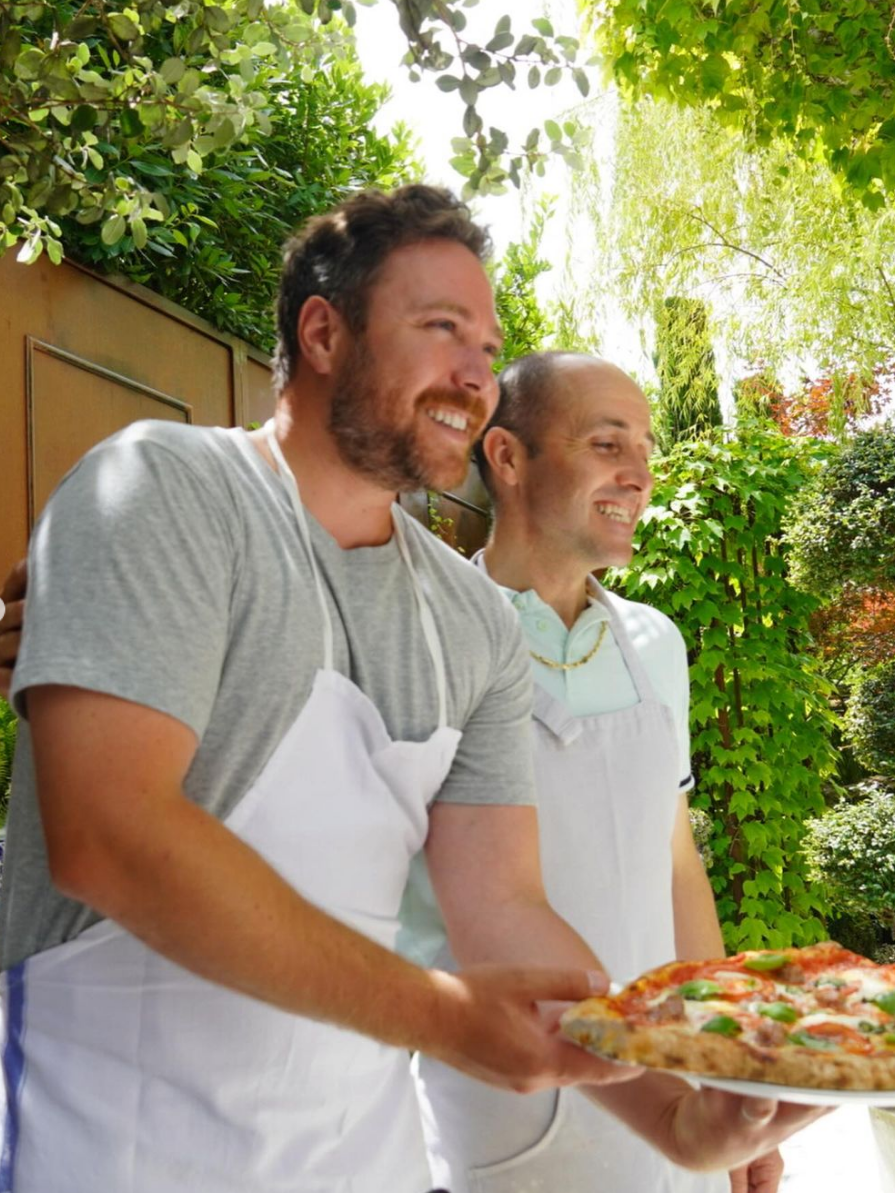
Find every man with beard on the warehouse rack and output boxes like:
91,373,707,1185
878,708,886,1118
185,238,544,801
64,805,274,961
0,187,824,1193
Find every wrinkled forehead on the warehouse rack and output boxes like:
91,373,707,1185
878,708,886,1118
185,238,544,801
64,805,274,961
551,360,653,441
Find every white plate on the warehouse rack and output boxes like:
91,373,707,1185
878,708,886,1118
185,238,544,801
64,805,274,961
684,1073,895,1108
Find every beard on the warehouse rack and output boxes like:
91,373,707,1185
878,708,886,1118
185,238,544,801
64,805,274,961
328,337,485,493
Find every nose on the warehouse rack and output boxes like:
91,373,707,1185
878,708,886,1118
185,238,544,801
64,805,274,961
452,346,498,408
619,452,654,496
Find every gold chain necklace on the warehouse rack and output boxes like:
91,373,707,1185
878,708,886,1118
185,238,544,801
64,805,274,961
529,620,609,671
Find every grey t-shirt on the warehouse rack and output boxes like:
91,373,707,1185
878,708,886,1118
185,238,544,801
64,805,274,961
2,421,534,971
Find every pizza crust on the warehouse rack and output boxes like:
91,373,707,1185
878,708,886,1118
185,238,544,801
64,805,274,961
562,998,895,1092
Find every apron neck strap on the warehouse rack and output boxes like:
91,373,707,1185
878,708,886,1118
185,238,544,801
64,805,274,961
265,420,335,671
264,421,448,728
392,511,448,730
586,579,657,703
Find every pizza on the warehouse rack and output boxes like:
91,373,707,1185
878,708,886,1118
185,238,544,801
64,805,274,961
561,942,895,1091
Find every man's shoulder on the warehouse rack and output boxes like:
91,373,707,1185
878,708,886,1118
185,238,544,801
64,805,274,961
101,419,237,466
63,421,250,507
399,512,513,609
599,585,684,648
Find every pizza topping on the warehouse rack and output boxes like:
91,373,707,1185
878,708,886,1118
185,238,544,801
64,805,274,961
802,1021,876,1054
814,984,858,1007
759,1001,799,1024
788,1029,837,1051
700,1015,742,1037
776,963,806,984
678,980,723,1001
754,1018,788,1047
645,994,685,1023
872,993,895,1017
743,953,789,972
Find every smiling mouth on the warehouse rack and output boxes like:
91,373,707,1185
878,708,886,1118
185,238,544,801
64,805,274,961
595,502,636,524
427,407,471,433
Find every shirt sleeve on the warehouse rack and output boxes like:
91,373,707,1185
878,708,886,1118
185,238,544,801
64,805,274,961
12,427,235,740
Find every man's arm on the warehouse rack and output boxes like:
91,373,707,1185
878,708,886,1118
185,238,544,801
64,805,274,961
426,799,827,1174
671,792,725,960
25,683,622,1093
0,558,25,702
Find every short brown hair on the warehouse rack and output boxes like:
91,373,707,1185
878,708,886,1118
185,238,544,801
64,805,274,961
272,184,491,391
474,351,583,497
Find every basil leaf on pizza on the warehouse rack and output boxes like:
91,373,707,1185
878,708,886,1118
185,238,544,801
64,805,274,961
561,942,895,1092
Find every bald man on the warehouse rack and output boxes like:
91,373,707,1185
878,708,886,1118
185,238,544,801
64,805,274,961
402,352,783,1193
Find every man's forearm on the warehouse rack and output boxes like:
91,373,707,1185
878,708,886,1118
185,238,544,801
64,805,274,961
53,783,454,1051
673,852,725,959
584,1071,826,1173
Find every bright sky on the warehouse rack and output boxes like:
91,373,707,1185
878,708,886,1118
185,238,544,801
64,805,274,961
351,1,650,379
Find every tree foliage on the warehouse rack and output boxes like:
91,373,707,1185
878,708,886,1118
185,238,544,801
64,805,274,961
804,782,895,938
609,425,837,950
810,586,895,681
585,0,895,207
491,198,556,367
587,98,895,384
58,56,415,348
490,196,599,367
652,296,722,452
0,0,596,267
785,424,895,597
846,662,895,777
769,370,891,440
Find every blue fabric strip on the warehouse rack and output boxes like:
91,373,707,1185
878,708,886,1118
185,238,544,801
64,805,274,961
1,962,26,1192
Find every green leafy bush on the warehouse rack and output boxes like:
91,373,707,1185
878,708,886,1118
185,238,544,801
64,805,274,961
0,698,17,828
804,781,895,940
846,662,895,776
785,425,895,597
610,424,838,950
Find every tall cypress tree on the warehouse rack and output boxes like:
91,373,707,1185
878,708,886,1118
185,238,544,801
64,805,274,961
653,297,723,452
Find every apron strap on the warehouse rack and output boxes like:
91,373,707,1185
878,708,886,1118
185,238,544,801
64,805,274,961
586,579,659,704
264,420,335,671
264,421,448,727
392,510,449,730
531,684,583,745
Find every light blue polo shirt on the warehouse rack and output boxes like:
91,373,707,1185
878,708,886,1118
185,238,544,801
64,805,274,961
494,577,694,791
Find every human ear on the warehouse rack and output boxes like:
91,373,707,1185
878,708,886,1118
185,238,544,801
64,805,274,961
296,296,346,376
482,427,524,489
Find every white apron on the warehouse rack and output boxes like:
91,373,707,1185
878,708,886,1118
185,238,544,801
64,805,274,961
415,572,727,1193
0,424,460,1193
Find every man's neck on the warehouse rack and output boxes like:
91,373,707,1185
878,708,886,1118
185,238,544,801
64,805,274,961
249,392,396,549
482,527,592,630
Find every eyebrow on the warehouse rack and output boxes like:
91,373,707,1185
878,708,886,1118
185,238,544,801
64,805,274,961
584,416,657,448
415,300,504,347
